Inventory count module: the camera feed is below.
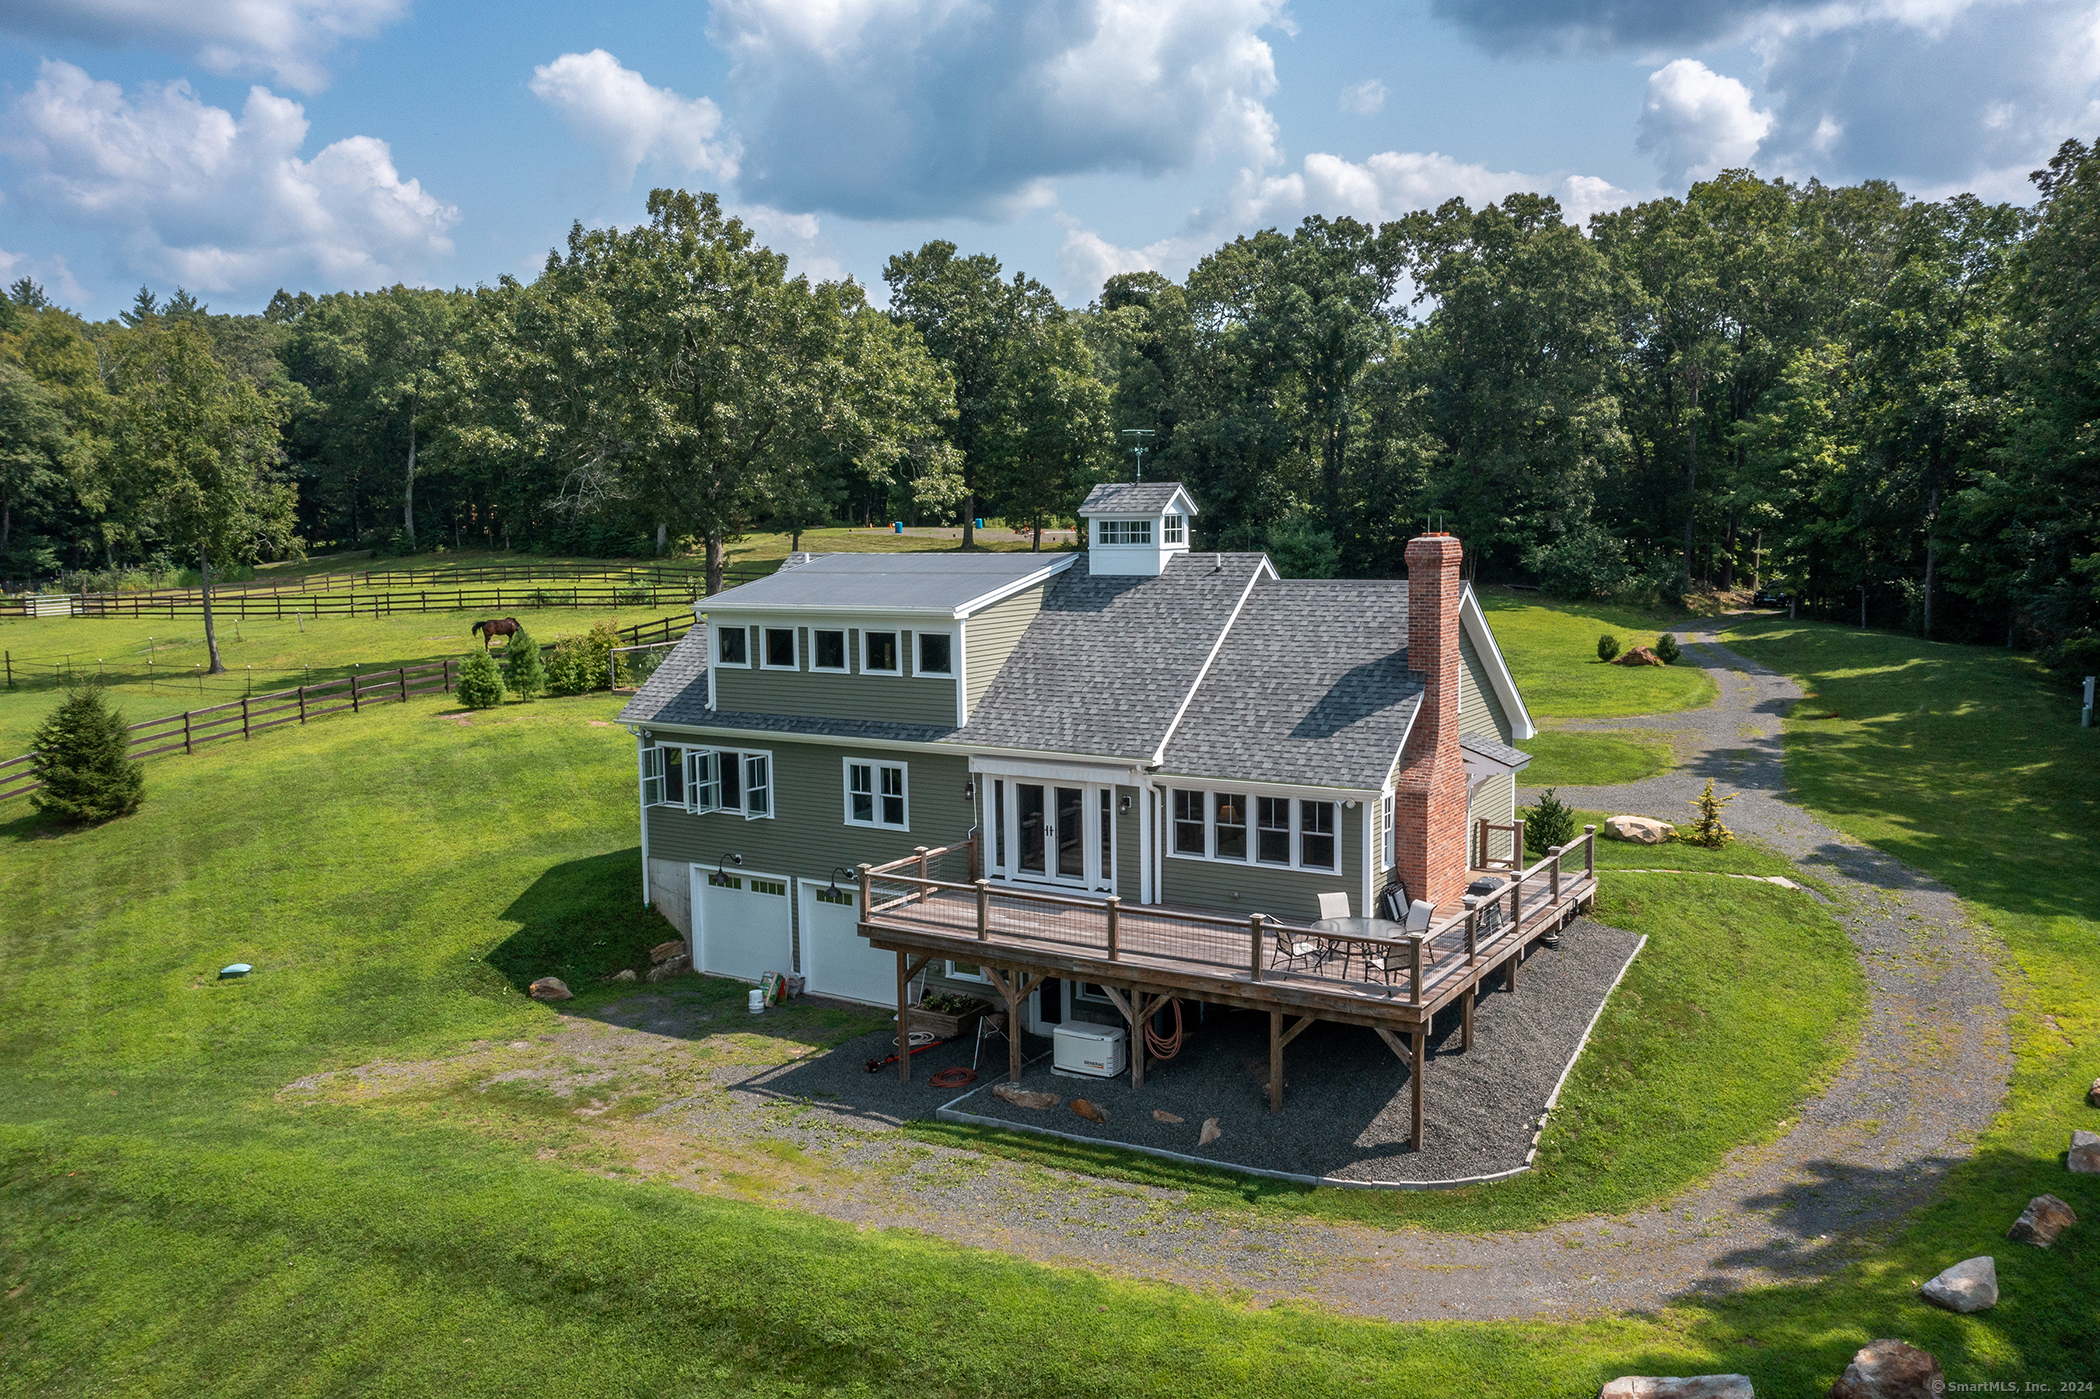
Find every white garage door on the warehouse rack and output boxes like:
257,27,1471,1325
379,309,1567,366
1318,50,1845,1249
796,880,896,1006
691,867,793,984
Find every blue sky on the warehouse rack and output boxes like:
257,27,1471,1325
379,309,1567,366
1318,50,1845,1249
0,0,2089,319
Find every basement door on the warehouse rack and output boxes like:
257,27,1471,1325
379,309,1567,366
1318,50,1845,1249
690,866,793,985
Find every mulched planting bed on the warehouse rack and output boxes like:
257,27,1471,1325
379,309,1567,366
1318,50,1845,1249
936,919,1644,1186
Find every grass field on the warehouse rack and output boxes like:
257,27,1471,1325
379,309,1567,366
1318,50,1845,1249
1480,592,1716,718
1516,730,1671,787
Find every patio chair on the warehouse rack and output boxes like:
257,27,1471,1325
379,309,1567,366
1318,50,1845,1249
1314,891,1353,974
1270,921,1328,975
1359,901,1436,989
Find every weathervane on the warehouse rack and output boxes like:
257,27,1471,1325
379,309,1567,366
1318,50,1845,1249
1121,428,1155,482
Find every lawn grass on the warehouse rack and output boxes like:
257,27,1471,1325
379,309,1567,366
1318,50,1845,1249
0,605,666,755
1517,730,1671,787
1479,592,1716,718
1,684,2085,1394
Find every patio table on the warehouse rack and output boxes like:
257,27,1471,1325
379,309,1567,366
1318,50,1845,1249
1310,916,1409,982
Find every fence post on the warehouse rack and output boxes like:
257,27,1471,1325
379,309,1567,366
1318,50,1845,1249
351,669,360,713
241,697,250,740
444,658,453,693
976,879,990,941
3,651,9,689
298,685,306,725
1105,895,1120,961
398,666,408,703
1249,913,1266,982
183,711,192,755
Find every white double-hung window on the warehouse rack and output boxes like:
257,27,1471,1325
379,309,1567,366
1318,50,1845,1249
845,759,908,829
684,747,773,819
1168,786,1338,870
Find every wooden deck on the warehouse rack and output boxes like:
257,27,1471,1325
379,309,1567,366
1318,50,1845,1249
857,829,1602,1149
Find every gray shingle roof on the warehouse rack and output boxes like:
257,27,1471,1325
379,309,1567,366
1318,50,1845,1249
1158,580,1423,791
700,551,1072,615
1460,732,1531,771
1078,481,1193,516
618,627,710,725
948,552,1269,760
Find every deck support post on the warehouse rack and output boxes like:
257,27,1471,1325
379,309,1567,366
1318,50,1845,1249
1269,1009,1283,1112
1507,942,1520,992
986,967,1043,1083
1461,987,1473,1051
894,952,933,1082
1105,896,1120,961
1410,1028,1426,1151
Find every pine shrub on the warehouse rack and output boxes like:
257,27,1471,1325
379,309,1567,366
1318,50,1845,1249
1688,778,1734,848
29,685,145,824
504,623,546,700
1523,787,1577,855
1655,632,1681,665
1597,633,1620,662
455,649,507,709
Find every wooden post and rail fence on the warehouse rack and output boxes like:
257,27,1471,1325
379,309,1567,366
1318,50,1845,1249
0,610,700,804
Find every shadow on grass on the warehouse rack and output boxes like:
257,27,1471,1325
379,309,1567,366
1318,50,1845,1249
487,847,673,992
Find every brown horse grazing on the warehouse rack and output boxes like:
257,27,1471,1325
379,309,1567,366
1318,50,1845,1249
471,617,521,648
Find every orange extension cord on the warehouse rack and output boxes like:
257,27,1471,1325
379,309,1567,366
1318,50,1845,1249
1144,997,1185,1060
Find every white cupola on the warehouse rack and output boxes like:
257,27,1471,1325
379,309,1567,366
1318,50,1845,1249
1076,481,1198,577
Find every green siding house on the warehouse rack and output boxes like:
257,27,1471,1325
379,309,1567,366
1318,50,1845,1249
620,482,1536,1029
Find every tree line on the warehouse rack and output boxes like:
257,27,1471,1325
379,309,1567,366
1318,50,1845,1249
5,150,2099,673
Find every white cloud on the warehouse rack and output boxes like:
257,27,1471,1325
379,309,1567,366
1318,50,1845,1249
1057,216,1162,302
1340,78,1389,116
0,246,89,308
1229,149,1637,227
529,50,739,189
1636,58,1774,185
707,0,1287,218
2,60,456,296
0,0,407,92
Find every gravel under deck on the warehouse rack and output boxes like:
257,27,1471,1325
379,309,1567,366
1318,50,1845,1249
934,919,1644,1186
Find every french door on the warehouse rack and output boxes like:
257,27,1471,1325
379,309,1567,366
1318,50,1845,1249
994,779,1114,893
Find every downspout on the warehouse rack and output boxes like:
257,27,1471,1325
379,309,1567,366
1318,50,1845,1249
634,730,652,907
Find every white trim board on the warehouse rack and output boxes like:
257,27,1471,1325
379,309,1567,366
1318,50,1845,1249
1461,585,1536,742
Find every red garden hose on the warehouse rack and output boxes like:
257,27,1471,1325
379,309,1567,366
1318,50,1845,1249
928,1066,977,1089
1144,997,1184,1060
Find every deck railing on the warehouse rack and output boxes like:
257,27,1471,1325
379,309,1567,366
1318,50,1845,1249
860,827,1599,1009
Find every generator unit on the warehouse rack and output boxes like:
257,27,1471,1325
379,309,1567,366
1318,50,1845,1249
1051,1022,1127,1078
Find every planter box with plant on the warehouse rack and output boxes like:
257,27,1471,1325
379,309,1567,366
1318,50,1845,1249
907,990,990,1039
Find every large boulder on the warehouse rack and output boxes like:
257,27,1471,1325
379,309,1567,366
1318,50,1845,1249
1606,815,1676,845
1919,1256,1996,1313
1827,1340,1941,1399
649,939,686,966
2008,1193,2078,1247
1615,646,1665,666
991,1082,1060,1110
528,976,572,1002
1599,1376,1753,1398
2069,1129,2100,1173
644,954,689,984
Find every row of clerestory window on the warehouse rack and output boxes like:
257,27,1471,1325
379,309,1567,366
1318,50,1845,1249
717,624,950,676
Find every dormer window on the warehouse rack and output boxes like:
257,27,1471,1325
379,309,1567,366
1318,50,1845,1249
917,632,952,675
1163,513,1184,544
863,629,900,674
1097,519,1152,546
717,625,748,666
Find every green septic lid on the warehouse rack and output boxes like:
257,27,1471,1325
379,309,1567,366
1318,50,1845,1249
218,964,253,979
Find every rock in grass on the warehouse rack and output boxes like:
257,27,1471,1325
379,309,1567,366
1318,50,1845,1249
1606,815,1675,845
644,955,688,984
1199,1117,1222,1146
1919,1256,1996,1313
2087,1077,2100,1108
649,939,686,966
2007,1193,2078,1247
1071,1098,1107,1123
528,977,572,1001
1614,646,1665,666
1827,1339,1940,1398
2069,1129,2100,1173
609,968,638,985
1598,1378,1752,1399
1151,1109,1183,1124
992,1083,1059,1110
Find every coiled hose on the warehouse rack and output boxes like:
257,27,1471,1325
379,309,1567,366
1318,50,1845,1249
1144,997,1185,1060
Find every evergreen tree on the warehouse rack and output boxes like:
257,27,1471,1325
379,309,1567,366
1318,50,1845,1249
1597,633,1620,662
504,622,546,700
1688,778,1735,848
1523,788,1577,855
1655,633,1681,664
29,685,144,823
455,649,506,709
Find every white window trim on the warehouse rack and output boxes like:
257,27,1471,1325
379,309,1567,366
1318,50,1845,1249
642,741,689,808
1162,512,1185,544
1164,784,1342,873
842,756,910,831
1095,518,1153,546
714,621,750,669
810,627,850,674
861,628,903,676
944,960,991,984
683,745,776,821
759,626,800,671
914,628,955,677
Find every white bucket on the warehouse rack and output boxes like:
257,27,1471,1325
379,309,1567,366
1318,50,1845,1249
747,988,766,1014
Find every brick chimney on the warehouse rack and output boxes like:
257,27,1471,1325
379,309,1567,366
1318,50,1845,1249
1392,532,1469,909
